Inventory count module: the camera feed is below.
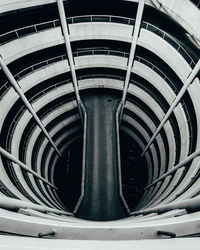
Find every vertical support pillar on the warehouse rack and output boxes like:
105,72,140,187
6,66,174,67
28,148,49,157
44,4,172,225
75,91,128,221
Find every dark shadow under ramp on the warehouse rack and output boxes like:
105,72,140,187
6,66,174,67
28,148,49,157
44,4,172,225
76,90,127,221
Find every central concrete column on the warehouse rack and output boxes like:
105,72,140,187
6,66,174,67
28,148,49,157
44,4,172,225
75,91,127,221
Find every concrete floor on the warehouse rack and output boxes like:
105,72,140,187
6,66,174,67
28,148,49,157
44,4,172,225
0,236,200,250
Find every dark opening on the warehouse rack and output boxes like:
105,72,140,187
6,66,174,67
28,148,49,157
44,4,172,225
54,138,83,211
120,131,148,211
54,120,148,214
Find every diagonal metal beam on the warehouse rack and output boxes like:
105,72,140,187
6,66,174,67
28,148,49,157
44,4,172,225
0,196,72,215
145,145,200,189
0,56,61,156
57,0,84,122
0,146,57,189
141,59,200,157
119,0,145,120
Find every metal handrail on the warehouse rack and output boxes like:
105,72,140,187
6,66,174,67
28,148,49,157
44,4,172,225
0,15,134,45
14,50,128,82
0,14,195,68
0,49,128,100
2,49,193,109
73,49,129,58
2,50,193,145
2,51,194,158
29,79,70,103
135,55,178,93
0,19,60,44
77,74,125,81
135,56,193,153
15,54,67,81
28,72,125,109
6,106,25,151
141,21,196,68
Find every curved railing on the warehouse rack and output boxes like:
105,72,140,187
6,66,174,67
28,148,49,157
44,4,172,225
0,15,195,68
73,49,129,58
14,49,128,81
15,54,67,81
4,72,194,208
77,74,125,81
135,55,179,94
0,48,177,96
141,21,195,68
6,105,25,151
0,15,134,45
5,49,127,85
0,49,128,100
0,19,60,45
29,79,70,103
1,48,193,148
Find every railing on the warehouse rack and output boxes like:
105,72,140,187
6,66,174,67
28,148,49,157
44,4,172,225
141,21,196,68
73,49,129,58
181,100,194,155
15,49,128,82
5,72,125,153
1,50,179,94
135,55,194,156
0,54,68,100
29,79,70,103
0,19,60,45
2,49,127,90
39,98,75,119
0,15,135,45
0,14,195,70
77,74,125,81
0,49,127,100
0,81,10,100
20,123,36,163
6,105,26,151
67,15,135,25
135,55,179,94
20,98,76,171
15,54,67,81
1,47,193,150
29,72,125,105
